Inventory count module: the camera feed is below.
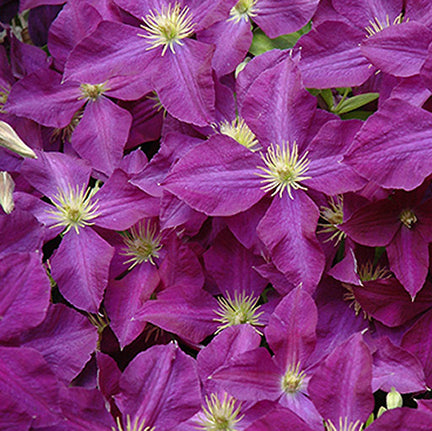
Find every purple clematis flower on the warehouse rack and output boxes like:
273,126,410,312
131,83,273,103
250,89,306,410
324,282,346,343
164,55,363,290
297,0,432,88
62,0,235,126
18,150,158,312
340,184,432,298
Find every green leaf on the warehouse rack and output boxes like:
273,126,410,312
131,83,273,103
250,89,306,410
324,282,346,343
249,22,311,56
320,89,334,110
335,92,379,115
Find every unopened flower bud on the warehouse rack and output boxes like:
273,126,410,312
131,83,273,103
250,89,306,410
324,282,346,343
386,387,403,409
0,121,37,158
0,171,15,214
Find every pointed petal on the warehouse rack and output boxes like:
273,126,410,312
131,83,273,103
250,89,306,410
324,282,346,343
5,68,83,128
105,265,160,348
154,40,215,126
72,97,132,175
211,348,282,402
298,21,374,88
257,192,324,292
241,55,316,148
361,22,432,77
372,337,426,393
265,287,317,370
117,343,201,429
0,346,61,428
51,228,114,313
136,286,217,344
21,304,98,384
163,135,265,216
305,119,366,195
308,333,374,424
387,227,429,298
0,252,50,342
345,99,432,190
95,169,160,230
204,228,266,297
254,0,319,37
401,310,432,387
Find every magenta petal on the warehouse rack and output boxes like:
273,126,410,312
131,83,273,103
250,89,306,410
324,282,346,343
51,228,114,313
95,169,160,231
257,193,324,292
265,287,317,370
254,0,319,37
246,407,314,431
154,40,215,126
361,22,432,77
387,227,429,298
372,337,426,393
308,333,374,425
105,265,160,348
204,228,266,297
366,407,432,431
72,97,132,175
21,151,91,199
5,68,83,128
0,346,61,428
401,310,432,387
298,21,374,88
345,99,432,190
199,18,252,76
64,21,158,97
159,235,205,290
211,348,282,402
353,279,432,327
163,135,265,216
341,199,400,247
21,304,98,385
0,210,44,256
305,119,366,195
136,286,217,344
332,0,403,29
116,343,201,429
47,1,102,70
0,252,50,342
197,325,261,390
241,55,316,148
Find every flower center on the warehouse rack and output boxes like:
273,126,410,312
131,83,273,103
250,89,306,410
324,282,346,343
399,208,417,229
257,141,311,199
325,418,362,431
365,13,405,37
46,184,100,234
51,109,83,143
357,261,391,282
229,0,259,22
113,415,154,431
218,118,259,151
196,393,244,431
281,362,306,394
213,291,263,334
121,220,162,269
79,83,106,101
138,2,195,56
0,85,10,112
318,195,345,245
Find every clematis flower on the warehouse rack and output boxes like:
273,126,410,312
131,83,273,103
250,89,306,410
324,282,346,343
5,67,133,175
62,0,235,126
297,0,432,88
340,184,432,298
164,55,363,290
18,150,158,312
209,287,323,428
